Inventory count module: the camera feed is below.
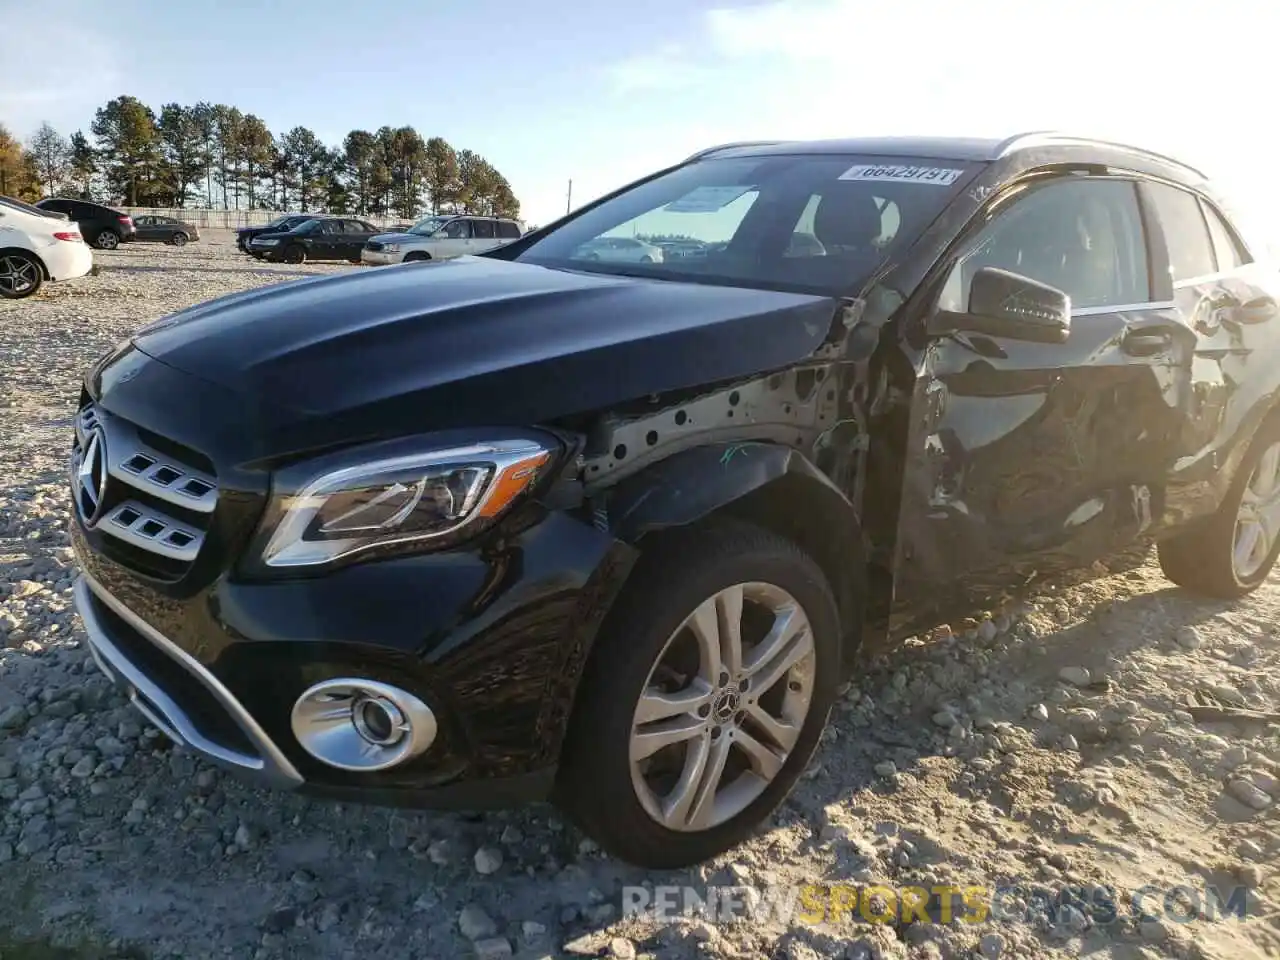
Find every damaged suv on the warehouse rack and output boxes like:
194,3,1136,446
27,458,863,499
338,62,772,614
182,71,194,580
69,134,1280,868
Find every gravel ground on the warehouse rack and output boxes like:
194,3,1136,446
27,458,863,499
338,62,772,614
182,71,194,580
1,236,1279,959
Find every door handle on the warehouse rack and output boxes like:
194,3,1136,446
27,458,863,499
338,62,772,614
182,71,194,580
1120,329,1173,356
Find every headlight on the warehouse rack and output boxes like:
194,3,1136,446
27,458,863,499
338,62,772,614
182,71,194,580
258,238,280,246
381,243,400,253
253,435,557,570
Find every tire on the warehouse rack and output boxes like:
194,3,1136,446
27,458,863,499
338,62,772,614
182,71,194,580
171,232,188,247
556,519,841,869
95,230,120,250
404,252,430,263
640,255,654,263
1160,415,1280,597
0,252,44,299
283,245,306,265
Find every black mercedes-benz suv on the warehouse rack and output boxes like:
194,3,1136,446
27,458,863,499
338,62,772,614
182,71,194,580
69,133,1280,868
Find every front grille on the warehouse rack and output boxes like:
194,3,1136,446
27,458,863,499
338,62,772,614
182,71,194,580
72,402,219,579
365,241,383,252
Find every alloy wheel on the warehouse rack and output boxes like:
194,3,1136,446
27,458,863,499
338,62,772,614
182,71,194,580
97,231,119,250
1234,440,1280,580
0,255,39,296
629,581,815,832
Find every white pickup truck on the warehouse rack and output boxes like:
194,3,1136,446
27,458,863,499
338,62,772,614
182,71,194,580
361,214,523,265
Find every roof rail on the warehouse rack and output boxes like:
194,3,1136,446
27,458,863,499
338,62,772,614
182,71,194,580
683,140,785,162
996,131,1206,178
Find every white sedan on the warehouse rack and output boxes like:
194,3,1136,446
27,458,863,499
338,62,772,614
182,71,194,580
574,236,665,263
0,196,93,299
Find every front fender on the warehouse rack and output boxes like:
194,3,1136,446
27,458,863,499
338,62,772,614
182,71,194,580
602,441,874,670
604,440,832,539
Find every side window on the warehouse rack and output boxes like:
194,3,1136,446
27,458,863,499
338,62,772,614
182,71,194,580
471,219,495,239
319,220,341,235
442,219,471,239
497,221,521,239
940,178,1150,312
1200,200,1251,272
1143,182,1216,282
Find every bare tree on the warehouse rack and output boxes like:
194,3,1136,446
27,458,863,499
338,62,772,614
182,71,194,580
27,122,70,197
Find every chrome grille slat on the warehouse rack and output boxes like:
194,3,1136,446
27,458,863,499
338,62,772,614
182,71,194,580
102,500,203,562
76,409,218,513
71,402,219,571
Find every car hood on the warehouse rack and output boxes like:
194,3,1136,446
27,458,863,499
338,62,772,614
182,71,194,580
370,232,422,243
124,256,840,460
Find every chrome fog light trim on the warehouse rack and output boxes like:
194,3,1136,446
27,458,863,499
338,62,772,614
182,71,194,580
291,679,437,772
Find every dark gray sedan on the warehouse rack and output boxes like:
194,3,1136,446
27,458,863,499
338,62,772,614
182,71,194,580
132,215,200,245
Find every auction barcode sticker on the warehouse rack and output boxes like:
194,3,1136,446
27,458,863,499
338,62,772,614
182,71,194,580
838,164,963,186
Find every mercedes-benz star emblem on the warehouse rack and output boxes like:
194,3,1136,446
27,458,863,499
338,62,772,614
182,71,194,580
76,428,109,524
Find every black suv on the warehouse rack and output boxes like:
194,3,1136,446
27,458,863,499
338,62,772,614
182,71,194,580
37,197,136,249
68,134,1280,868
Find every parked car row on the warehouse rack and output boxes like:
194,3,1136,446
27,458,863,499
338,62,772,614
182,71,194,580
234,213,524,265
34,198,199,250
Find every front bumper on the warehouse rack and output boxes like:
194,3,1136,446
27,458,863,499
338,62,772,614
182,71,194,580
361,249,403,265
75,572,302,788
71,496,635,807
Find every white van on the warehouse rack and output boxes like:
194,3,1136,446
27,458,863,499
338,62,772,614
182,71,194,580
0,195,94,299
361,215,523,265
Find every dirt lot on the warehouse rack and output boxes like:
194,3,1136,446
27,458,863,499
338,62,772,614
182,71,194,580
0,236,1278,959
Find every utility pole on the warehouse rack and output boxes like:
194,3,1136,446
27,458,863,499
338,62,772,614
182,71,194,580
566,179,572,215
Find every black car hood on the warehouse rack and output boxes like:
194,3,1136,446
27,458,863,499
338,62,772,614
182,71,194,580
125,257,840,459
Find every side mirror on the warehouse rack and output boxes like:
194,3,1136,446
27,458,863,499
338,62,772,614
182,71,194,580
929,266,1071,344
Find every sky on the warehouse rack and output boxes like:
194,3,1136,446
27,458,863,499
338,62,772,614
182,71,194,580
2,0,1278,243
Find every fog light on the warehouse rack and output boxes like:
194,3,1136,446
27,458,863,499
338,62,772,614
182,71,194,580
353,695,404,746
290,679,436,772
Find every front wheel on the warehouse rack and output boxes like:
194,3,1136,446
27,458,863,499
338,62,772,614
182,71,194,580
1160,416,1280,597
0,252,43,299
283,245,306,264
557,519,840,869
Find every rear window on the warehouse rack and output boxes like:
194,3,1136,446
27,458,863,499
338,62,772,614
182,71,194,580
515,154,979,294
1144,182,1216,282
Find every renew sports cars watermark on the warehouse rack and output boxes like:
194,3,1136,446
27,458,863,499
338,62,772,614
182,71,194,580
621,882,1252,927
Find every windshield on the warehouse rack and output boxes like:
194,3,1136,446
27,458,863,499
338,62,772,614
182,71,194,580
408,215,453,237
289,219,320,233
515,154,979,294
